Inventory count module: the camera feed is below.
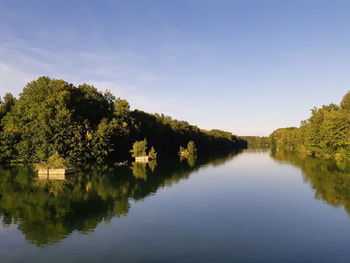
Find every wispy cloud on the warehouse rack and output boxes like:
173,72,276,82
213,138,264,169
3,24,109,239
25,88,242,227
0,37,179,117
0,35,167,93
0,62,35,96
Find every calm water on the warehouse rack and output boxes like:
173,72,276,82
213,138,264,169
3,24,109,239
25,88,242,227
1,149,350,262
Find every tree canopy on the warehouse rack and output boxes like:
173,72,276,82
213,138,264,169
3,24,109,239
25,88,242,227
270,91,350,160
341,91,350,111
0,77,246,164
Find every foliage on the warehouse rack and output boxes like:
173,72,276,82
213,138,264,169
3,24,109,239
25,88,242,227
0,93,16,123
179,141,197,166
130,139,148,157
148,146,157,160
270,92,350,159
114,98,130,120
187,141,197,156
36,152,69,169
341,91,350,111
240,136,270,148
47,152,68,168
0,76,246,164
179,141,197,157
179,146,186,155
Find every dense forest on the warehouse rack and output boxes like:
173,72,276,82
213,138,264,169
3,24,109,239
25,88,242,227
270,91,350,160
0,77,246,165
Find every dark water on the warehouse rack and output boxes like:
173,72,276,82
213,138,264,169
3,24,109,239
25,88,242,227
1,149,350,262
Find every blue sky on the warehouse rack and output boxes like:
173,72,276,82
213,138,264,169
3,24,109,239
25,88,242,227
0,0,349,135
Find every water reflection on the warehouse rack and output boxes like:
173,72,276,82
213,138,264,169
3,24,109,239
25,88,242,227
180,154,197,167
271,150,350,215
130,160,157,180
0,151,240,247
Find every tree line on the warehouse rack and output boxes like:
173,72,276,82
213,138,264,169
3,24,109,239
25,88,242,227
0,77,246,165
240,136,270,148
270,91,350,160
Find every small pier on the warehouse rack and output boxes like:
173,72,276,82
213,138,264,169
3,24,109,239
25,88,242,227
38,168,75,180
135,156,151,163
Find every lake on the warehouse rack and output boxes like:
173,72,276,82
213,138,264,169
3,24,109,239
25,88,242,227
1,149,350,262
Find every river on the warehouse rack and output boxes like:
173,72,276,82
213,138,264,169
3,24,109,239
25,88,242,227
1,149,350,262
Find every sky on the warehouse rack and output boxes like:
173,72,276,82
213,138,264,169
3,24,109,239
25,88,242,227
0,0,349,136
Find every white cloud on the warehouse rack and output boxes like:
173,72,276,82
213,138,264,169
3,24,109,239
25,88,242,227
0,62,34,97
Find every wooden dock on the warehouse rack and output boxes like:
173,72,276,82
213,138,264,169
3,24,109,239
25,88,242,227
135,156,151,163
38,168,75,180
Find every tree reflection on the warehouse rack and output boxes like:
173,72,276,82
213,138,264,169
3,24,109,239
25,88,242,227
130,162,148,180
271,150,350,215
130,160,158,180
0,150,240,246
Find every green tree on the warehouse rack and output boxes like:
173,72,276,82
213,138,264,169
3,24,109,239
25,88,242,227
114,98,130,120
179,146,186,155
92,118,119,163
36,151,69,169
0,93,16,123
130,139,148,157
148,146,157,160
187,141,197,156
0,76,247,164
0,77,118,164
270,91,350,159
341,91,350,111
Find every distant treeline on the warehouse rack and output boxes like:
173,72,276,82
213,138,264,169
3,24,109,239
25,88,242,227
270,91,350,160
240,136,270,148
0,77,246,164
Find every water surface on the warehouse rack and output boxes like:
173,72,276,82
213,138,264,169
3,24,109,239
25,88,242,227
1,149,350,262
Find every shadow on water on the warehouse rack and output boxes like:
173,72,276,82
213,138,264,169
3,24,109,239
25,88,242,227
271,150,350,216
0,150,242,247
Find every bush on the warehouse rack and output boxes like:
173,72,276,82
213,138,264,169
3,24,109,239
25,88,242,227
36,152,69,169
148,146,157,160
187,141,197,156
130,139,148,157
